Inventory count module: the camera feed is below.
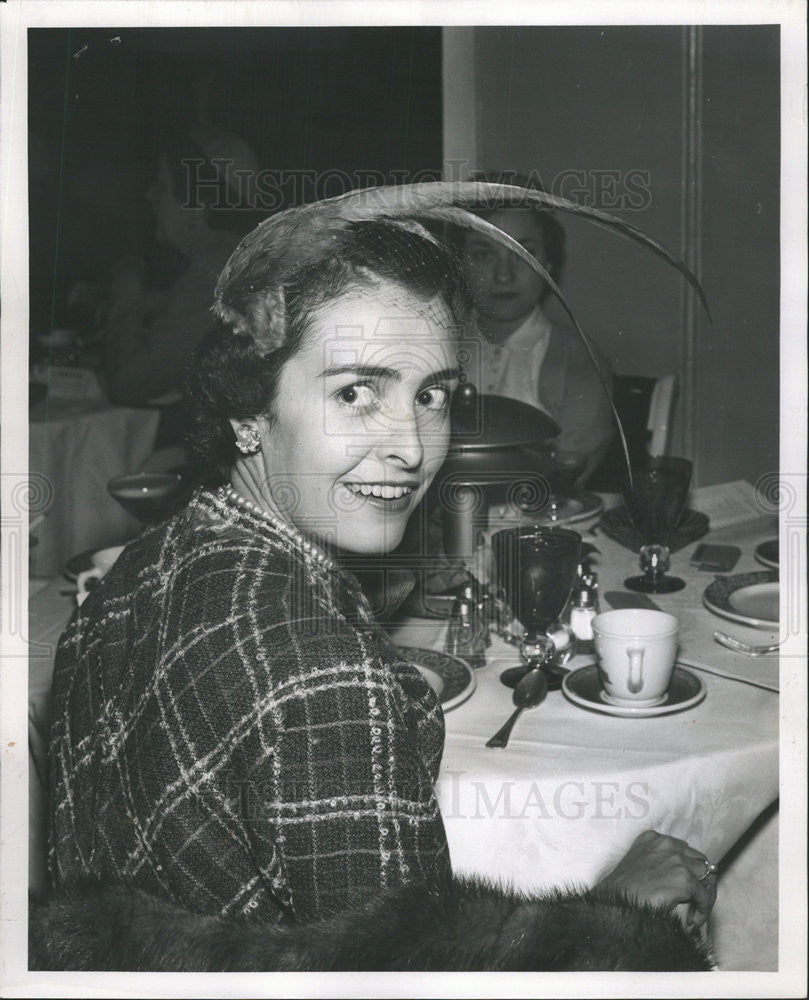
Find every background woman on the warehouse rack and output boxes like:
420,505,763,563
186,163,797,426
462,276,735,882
32,191,715,970
462,171,615,483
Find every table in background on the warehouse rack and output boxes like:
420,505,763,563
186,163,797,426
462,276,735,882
29,395,160,577
390,511,782,970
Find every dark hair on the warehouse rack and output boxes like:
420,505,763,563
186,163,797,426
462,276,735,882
466,170,566,301
183,220,468,483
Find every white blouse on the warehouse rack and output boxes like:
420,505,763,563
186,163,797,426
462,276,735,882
475,305,552,415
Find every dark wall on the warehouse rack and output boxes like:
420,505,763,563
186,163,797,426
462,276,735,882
469,25,779,486
28,27,443,337
696,27,780,486
472,27,685,376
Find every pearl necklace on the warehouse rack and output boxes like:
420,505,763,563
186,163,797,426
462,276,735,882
220,485,337,572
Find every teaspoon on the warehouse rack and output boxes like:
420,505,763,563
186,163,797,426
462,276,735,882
486,668,548,748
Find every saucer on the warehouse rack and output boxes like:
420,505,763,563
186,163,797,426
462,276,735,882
600,689,667,708
562,664,705,718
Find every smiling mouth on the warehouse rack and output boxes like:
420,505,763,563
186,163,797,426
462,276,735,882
342,482,418,514
344,483,414,500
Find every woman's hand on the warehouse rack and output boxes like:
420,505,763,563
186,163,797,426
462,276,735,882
598,829,718,928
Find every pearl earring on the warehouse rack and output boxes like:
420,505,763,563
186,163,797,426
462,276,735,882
236,427,261,455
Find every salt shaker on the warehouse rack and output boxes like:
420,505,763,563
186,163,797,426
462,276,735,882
444,577,489,669
568,570,599,654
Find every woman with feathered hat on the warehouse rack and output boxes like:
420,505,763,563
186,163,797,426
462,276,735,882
31,183,715,971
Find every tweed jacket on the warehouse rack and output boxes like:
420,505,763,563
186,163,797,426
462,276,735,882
48,488,451,924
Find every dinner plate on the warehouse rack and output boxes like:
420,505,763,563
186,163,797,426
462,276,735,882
402,582,465,621
490,491,604,527
562,664,705,718
754,538,779,570
703,571,779,629
396,646,476,712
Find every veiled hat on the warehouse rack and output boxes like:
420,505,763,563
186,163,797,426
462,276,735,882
212,181,709,476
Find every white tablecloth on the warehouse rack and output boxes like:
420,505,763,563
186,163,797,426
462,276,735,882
29,398,160,577
389,510,782,969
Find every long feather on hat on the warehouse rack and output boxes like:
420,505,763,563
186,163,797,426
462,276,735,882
213,181,710,482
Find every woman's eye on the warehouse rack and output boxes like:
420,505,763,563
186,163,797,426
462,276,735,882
416,386,450,412
336,384,377,409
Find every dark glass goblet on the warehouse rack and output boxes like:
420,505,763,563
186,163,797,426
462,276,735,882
623,456,693,593
491,525,582,689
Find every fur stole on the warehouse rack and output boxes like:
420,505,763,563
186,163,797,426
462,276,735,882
30,875,712,972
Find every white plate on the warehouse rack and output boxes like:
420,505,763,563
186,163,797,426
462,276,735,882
703,571,779,629
562,664,705,718
490,491,604,528
396,646,476,712
754,539,779,570
417,666,445,698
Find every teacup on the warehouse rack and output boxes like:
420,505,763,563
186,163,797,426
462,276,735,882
591,609,679,707
76,545,124,605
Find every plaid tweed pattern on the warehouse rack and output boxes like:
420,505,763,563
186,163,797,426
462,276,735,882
49,489,451,922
